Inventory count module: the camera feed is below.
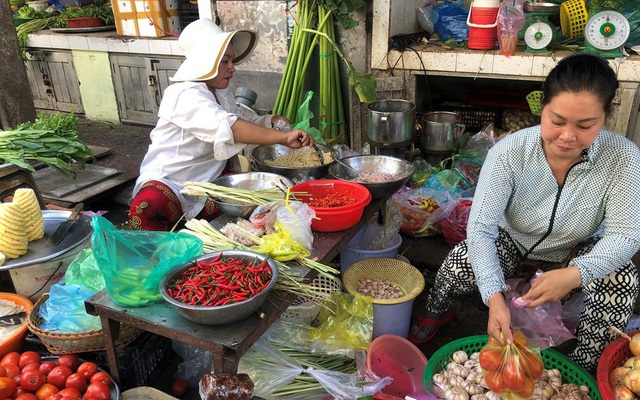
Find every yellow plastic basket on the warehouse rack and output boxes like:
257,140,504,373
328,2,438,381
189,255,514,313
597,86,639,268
343,258,425,304
526,90,544,116
560,0,588,39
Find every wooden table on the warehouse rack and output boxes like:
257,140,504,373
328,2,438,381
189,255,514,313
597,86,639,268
84,199,384,386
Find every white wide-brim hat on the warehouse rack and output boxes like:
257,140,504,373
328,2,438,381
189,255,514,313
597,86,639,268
170,18,257,82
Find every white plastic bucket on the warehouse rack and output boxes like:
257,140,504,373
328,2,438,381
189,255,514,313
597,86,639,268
9,243,87,302
340,228,402,275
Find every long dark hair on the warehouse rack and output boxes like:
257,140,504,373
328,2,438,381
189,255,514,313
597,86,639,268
541,53,619,117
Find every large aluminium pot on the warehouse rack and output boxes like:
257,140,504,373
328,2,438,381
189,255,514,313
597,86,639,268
367,100,416,145
420,111,466,152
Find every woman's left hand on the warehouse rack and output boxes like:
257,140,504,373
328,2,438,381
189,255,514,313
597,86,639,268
520,266,582,308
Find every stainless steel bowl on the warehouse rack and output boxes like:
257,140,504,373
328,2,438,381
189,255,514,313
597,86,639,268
328,155,415,200
210,172,293,218
159,250,279,325
250,144,338,180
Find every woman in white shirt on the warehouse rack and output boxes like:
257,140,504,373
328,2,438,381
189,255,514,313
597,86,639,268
129,19,315,231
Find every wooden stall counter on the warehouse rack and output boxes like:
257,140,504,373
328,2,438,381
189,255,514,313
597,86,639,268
84,198,385,386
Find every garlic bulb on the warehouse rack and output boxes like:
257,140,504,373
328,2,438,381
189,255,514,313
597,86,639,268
452,350,469,364
450,364,469,378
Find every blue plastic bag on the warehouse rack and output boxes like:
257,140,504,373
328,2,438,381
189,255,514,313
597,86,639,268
90,216,203,307
431,1,470,41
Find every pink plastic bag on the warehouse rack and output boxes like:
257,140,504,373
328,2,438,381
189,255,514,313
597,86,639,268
506,270,575,349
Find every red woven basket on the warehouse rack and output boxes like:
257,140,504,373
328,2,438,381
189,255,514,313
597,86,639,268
597,329,639,399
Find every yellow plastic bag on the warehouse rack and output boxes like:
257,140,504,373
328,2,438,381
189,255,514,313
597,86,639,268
250,221,310,261
309,291,373,350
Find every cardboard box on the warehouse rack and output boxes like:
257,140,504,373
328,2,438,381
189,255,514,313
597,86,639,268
111,0,181,37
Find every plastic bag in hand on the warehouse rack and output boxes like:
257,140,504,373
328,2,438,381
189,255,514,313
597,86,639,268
506,271,576,349
479,329,544,399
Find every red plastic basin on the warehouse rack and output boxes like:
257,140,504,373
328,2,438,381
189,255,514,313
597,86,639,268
366,334,429,399
291,179,371,232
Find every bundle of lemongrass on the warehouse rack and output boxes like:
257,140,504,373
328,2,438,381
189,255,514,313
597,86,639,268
181,181,287,206
182,219,339,300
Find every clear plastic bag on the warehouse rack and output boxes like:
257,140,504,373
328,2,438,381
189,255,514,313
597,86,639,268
506,271,576,349
497,0,525,56
90,216,203,307
63,248,105,293
276,202,315,250
436,197,473,247
359,204,403,251
392,187,457,237
173,341,212,387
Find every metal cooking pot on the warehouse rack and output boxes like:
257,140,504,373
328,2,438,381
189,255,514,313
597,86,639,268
420,112,466,152
367,100,416,145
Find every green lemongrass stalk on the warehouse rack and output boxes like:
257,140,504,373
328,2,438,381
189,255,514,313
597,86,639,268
296,258,339,278
181,181,288,205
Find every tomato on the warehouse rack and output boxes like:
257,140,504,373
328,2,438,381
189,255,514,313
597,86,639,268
63,374,85,392
83,383,110,400
478,347,503,372
502,357,526,392
513,376,535,398
521,349,544,379
46,366,72,390
88,373,110,387
21,363,40,373
38,363,56,378
0,366,6,378
53,358,78,374
10,387,26,399
484,370,504,393
512,330,528,347
20,370,45,392
35,384,58,400
45,394,62,400
0,355,19,368
4,366,20,380
11,377,20,386
74,364,97,382
0,377,17,398
170,378,189,398
14,394,38,400
56,389,80,399
18,353,41,370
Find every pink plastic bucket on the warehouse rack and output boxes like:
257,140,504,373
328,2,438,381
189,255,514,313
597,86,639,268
467,3,499,50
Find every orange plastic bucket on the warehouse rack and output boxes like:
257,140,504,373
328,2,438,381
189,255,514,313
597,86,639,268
467,2,499,50
0,293,33,358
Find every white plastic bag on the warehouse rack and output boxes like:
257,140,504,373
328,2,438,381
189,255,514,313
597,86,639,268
276,202,315,250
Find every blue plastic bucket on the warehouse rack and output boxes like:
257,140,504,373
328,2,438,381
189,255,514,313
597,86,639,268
340,228,402,276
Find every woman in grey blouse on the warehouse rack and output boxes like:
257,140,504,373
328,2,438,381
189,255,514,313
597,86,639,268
409,53,640,373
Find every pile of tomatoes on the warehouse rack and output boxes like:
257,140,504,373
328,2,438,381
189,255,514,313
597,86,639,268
0,351,113,400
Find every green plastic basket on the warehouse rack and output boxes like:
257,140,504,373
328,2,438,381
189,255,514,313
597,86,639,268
527,90,543,116
423,335,602,400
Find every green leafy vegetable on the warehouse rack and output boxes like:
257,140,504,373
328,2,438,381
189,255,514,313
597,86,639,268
0,112,95,179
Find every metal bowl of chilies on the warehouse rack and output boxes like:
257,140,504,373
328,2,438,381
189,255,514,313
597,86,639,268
159,250,278,325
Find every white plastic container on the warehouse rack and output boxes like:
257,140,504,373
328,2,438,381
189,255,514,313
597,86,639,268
26,1,48,11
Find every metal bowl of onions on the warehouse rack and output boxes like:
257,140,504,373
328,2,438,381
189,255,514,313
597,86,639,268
329,155,415,200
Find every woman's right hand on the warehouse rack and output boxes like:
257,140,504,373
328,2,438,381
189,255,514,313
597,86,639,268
283,129,316,148
487,292,513,346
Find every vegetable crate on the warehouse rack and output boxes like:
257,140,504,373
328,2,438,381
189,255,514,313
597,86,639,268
423,335,602,400
111,0,181,37
597,329,640,400
82,331,174,390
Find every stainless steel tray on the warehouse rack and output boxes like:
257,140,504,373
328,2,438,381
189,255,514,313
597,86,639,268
1,210,92,270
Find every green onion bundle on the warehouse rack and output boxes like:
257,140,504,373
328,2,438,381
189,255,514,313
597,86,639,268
181,181,288,206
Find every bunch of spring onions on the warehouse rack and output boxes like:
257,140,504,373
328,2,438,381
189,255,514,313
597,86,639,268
181,181,287,206
181,219,339,300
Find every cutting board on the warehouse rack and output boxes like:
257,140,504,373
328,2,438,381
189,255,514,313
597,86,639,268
33,164,121,198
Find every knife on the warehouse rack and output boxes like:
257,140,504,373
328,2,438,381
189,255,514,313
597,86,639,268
45,203,84,247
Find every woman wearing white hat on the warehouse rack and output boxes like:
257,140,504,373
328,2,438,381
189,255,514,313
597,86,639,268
129,18,315,231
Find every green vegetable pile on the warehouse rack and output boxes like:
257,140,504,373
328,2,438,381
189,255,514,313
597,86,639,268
0,112,95,178
50,2,115,28
15,5,49,19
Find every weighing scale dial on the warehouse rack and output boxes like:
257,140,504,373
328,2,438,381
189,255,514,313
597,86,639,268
524,21,554,50
585,10,630,51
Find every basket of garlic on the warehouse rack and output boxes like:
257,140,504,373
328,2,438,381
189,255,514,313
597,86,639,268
423,334,601,400
597,327,640,400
